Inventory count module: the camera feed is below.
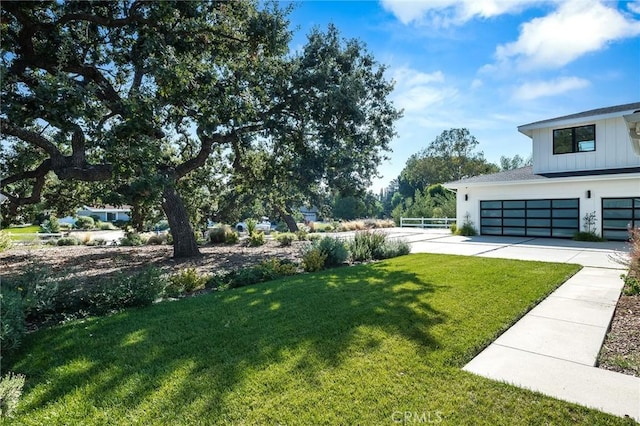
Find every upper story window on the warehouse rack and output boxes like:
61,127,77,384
553,124,595,154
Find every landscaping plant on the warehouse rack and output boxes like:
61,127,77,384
0,372,25,418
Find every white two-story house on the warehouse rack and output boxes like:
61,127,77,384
445,103,640,240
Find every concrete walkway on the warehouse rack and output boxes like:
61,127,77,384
394,229,639,422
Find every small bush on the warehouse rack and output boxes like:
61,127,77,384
314,236,349,267
623,275,640,296
209,226,238,244
7,264,166,325
275,232,297,246
99,222,117,230
245,218,257,235
146,234,167,245
40,216,60,233
86,238,107,246
308,233,322,241
57,236,81,246
572,232,605,242
0,289,26,353
377,239,411,259
0,231,13,252
455,213,477,236
165,267,208,297
247,231,266,247
450,223,458,234
349,231,387,262
113,220,128,228
75,216,95,229
302,248,327,272
91,267,166,311
296,229,308,241
120,230,146,246
0,372,26,418
213,258,299,289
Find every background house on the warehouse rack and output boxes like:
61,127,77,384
60,205,131,224
445,103,640,240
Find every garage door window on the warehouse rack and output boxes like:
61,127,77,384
480,199,579,238
602,198,640,240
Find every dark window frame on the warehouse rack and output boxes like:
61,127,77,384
553,124,596,155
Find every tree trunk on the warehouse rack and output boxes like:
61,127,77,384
276,205,299,232
161,184,201,258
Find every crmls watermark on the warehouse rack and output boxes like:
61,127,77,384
391,411,444,424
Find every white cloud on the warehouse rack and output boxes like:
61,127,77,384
495,0,640,70
628,1,640,15
391,67,456,113
512,76,590,100
380,0,540,26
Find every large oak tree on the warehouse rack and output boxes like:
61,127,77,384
1,1,400,257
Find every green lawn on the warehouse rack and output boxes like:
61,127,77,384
4,254,632,424
3,225,43,241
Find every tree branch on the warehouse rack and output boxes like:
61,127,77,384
0,118,63,161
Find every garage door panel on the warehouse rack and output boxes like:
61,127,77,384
602,197,639,241
480,198,579,239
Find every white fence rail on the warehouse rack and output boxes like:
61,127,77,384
6,232,67,239
400,217,456,229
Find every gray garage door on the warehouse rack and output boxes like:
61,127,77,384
480,199,579,238
602,198,640,240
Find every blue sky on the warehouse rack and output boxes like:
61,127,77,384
286,0,640,191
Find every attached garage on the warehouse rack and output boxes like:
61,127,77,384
602,198,640,240
480,198,579,238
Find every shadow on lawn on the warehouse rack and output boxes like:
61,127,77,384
7,260,446,421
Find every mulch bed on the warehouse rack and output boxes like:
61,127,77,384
598,294,640,377
0,242,306,282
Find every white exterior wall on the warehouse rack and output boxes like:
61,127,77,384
531,116,640,174
456,175,640,236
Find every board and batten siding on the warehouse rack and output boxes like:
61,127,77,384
531,116,640,174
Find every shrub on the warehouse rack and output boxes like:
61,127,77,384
209,226,238,244
450,223,458,234
75,216,95,229
0,231,12,253
120,230,146,246
0,372,26,418
623,227,640,295
313,236,349,267
86,238,107,246
275,232,297,246
245,218,257,235
99,222,117,230
7,264,166,325
302,247,327,272
455,213,477,236
0,289,25,353
165,267,208,297
214,258,299,289
247,231,266,247
295,229,308,241
349,231,387,262
57,236,81,246
572,232,605,242
40,216,60,233
91,267,166,311
146,234,167,245
308,233,322,241
377,239,411,259
113,220,128,228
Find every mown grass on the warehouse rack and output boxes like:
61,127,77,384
3,225,42,241
3,254,631,424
